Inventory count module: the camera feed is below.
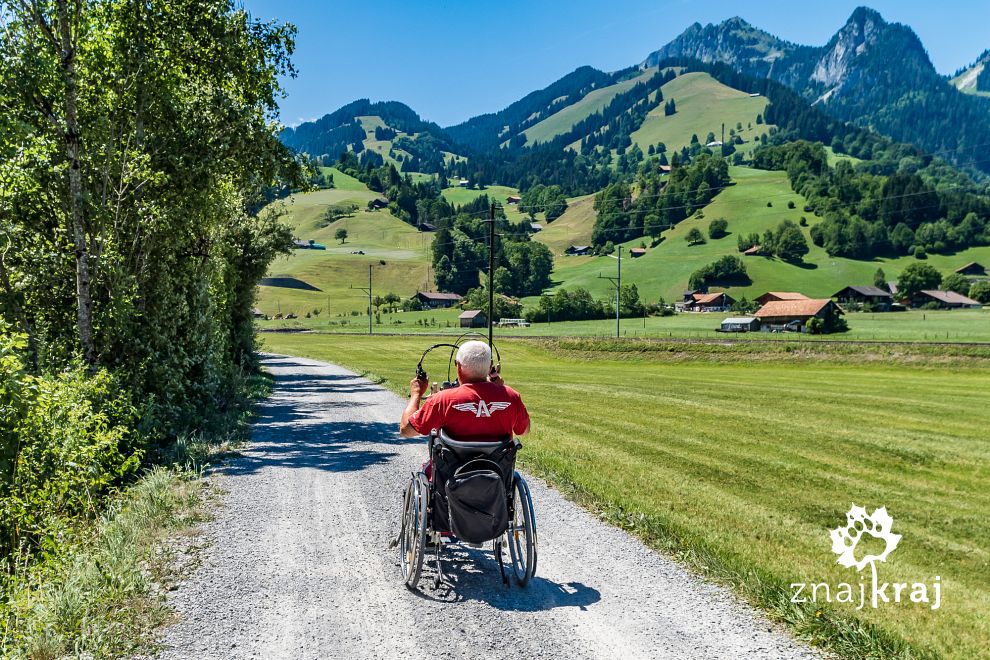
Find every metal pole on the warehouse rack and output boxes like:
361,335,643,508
488,201,495,347
368,265,372,335
616,246,621,338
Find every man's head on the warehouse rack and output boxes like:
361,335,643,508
455,340,492,383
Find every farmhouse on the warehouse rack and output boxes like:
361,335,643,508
658,165,672,174
252,307,265,319
418,222,437,232
754,291,809,306
368,197,388,210
743,245,763,256
954,262,986,276
507,195,521,205
719,317,760,332
832,285,893,309
685,292,735,312
415,291,462,309
530,222,544,232
565,245,592,256
755,299,843,332
459,309,487,328
629,247,647,258
911,290,983,309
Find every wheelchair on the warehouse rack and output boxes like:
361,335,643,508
399,428,537,591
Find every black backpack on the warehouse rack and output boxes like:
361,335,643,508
444,458,509,544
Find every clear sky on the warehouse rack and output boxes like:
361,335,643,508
240,1,990,128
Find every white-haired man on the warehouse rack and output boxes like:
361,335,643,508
400,340,530,441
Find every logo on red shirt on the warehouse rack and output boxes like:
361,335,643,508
452,401,511,418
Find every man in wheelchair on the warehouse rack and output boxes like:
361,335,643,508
396,340,536,588
399,340,530,443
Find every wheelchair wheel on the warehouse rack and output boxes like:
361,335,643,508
399,473,428,589
506,472,537,586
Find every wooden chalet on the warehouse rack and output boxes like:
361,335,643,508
832,285,893,309
415,291,462,309
955,262,986,277
755,299,843,332
911,290,982,309
459,309,487,328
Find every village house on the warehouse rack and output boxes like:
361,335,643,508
955,262,986,277
417,222,437,232
754,291,809,306
684,291,735,312
911,290,983,309
719,317,760,332
743,245,762,256
629,247,647,258
415,291,462,309
368,197,388,210
755,299,843,333
459,309,487,328
832,285,894,309
530,222,544,232
565,245,592,256
507,195,521,205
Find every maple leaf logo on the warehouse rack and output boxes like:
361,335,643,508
829,505,901,572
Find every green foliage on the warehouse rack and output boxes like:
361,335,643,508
767,219,810,262
323,203,358,224
897,263,942,299
941,273,971,295
968,280,990,303
688,255,750,291
521,184,568,222
525,287,612,323
708,218,728,239
462,287,522,320
874,268,887,288
335,228,349,243
685,227,706,245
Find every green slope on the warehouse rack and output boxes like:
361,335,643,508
534,193,597,254
255,171,433,317
541,166,990,303
521,69,657,146
629,72,772,157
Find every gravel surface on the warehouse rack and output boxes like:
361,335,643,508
158,354,818,659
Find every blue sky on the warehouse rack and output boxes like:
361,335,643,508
241,1,990,128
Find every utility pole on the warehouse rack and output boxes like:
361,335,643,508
598,246,621,338
350,265,373,335
488,201,496,347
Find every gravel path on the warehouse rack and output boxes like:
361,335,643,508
158,354,817,659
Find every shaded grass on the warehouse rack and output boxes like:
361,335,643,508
260,333,990,659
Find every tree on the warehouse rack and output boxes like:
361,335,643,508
773,220,809,262
896,263,942,300
335,228,348,244
686,227,705,245
969,280,990,303
942,273,971,295
708,218,728,239
873,268,887,288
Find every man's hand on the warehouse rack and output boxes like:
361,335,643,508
410,377,428,399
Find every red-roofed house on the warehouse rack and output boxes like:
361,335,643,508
754,291,810,306
684,292,735,312
755,299,844,332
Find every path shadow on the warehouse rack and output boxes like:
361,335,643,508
409,545,602,612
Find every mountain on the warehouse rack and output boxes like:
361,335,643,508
642,7,990,175
280,99,461,174
951,50,990,96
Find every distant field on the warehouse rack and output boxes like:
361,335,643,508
629,72,772,157
258,307,990,343
533,193,597,254
545,166,990,303
260,333,990,659
441,184,528,223
256,172,434,317
522,69,657,146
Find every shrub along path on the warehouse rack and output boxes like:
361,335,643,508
157,354,814,659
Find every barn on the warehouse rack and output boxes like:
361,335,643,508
755,299,843,332
754,291,809,306
832,285,893,309
911,290,982,309
415,291,463,309
459,310,487,328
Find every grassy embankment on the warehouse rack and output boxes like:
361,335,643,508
261,333,990,659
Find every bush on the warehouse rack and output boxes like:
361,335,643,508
708,218,728,239
969,281,990,303
787,201,796,209
688,256,750,291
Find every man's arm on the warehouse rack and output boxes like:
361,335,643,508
399,377,428,437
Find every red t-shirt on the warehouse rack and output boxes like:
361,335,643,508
408,381,530,441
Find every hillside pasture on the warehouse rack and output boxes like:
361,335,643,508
630,72,772,158
533,193,597,254
522,68,658,146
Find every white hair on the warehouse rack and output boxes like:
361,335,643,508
455,340,492,380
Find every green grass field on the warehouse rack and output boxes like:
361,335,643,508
533,193,597,254
521,69,657,146
629,72,772,157
441,184,528,223
545,166,990,303
259,333,990,659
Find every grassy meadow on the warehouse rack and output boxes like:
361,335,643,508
260,333,990,659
